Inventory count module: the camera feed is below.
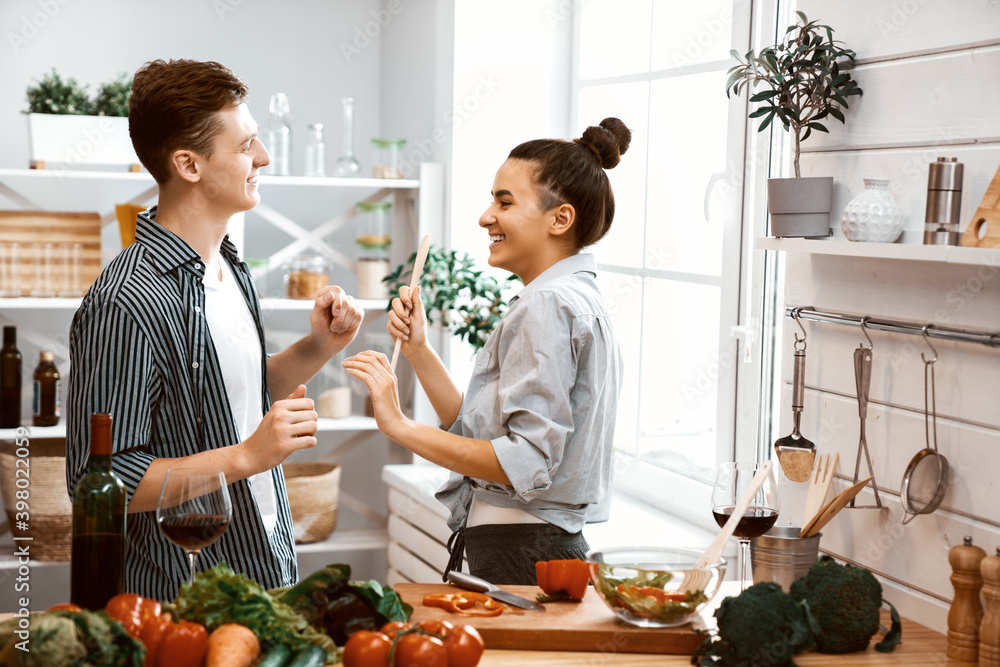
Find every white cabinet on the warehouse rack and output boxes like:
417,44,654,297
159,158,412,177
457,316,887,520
0,164,444,607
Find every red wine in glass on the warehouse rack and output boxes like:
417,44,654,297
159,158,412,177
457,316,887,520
159,514,229,551
712,506,779,539
156,469,232,585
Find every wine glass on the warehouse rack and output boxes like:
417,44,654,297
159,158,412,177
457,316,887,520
156,469,232,585
711,462,780,592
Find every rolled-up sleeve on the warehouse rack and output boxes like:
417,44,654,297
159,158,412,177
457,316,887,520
67,297,157,501
489,296,576,502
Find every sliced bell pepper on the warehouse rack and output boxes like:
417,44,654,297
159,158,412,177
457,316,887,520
535,559,590,602
616,584,687,604
421,592,504,617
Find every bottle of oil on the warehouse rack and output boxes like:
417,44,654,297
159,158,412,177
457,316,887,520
0,326,22,428
32,350,60,427
70,413,126,610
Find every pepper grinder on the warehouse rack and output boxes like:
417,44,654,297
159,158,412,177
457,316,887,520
924,157,964,245
981,547,1000,667
950,536,987,662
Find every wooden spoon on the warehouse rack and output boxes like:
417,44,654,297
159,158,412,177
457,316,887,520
390,235,431,371
799,476,873,538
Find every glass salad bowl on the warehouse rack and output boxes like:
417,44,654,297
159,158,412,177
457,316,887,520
587,547,726,628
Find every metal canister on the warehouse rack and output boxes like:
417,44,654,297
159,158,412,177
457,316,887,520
924,157,964,245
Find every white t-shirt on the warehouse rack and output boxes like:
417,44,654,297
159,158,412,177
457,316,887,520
203,259,278,534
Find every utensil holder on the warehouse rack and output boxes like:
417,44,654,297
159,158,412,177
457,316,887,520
751,526,821,591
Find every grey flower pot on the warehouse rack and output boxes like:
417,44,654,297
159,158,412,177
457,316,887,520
767,176,834,238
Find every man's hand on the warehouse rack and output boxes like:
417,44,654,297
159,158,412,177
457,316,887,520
241,384,317,474
310,285,364,355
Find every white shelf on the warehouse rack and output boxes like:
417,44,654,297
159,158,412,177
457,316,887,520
0,423,66,440
0,297,82,310
292,526,388,554
261,298,388,312
317,416,377,432
755,236,1000,266
257,175,419,189
0,419,374,440
0,168,418,191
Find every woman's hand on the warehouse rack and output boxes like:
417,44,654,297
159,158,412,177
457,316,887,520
387,285,428,359
342,350,407,436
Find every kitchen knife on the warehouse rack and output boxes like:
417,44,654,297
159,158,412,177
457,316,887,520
446,570,546,612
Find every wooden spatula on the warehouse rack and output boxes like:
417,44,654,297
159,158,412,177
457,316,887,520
799,475,873,538
801,452,838,529
681,460,773,593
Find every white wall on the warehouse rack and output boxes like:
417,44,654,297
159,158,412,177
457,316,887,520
773,0,1000,632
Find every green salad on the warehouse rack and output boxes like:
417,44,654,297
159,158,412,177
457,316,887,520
594,565,708,624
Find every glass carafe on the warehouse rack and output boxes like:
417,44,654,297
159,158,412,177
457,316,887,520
333,97,361,178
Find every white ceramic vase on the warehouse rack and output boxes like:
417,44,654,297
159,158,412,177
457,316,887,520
840,177,904,243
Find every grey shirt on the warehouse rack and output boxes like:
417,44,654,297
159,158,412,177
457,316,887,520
436,253,623,533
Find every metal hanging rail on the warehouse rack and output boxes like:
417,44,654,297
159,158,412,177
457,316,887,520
784,306,1000,348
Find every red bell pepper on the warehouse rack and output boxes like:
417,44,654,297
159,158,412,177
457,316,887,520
105,593,162,637
105,592,207,667
535,559,590,602
422,592,504,616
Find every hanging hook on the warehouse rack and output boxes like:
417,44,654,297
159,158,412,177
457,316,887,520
921,324,939,365
791,307,807,351
859,316,874,350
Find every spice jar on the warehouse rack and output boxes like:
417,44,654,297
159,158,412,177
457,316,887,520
370,138,406,179
355,201,392,299
283,255,328,300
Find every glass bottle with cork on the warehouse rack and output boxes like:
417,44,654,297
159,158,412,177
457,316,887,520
355,201,392,299
32,350,60,427
0,326,22,428
71,413,127,610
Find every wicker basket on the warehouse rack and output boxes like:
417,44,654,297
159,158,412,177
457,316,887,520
0,438,73,562
283,462,340,544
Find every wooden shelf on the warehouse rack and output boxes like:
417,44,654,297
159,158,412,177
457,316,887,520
755,236,1000,266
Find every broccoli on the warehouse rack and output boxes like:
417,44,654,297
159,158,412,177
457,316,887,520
789,556,901,654
692,582,815,667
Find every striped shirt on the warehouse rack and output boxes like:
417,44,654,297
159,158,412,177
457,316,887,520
66,208,297,600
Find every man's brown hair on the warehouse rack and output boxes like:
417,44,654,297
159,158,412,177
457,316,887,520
129,59,249,184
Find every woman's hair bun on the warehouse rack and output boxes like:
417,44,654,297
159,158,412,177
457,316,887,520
577,117,632,169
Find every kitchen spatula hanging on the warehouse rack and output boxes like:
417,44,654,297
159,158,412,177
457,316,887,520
849,318,883,509
774,308,816,482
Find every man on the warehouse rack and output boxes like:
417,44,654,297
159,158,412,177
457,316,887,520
66,59,363,599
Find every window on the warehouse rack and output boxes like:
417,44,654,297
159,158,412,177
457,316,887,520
573,0,773,525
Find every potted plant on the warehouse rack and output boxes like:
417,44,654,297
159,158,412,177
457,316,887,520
383,245,519,354
24,69,138,170
726,11,863,237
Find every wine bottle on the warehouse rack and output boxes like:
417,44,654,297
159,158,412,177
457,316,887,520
0,326,22,428
71,413,127,610
32,350,60,427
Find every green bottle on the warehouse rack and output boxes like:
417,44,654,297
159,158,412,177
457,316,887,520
0,326,21,428
70,413,127,610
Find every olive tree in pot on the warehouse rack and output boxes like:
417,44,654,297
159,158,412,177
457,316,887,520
726,11,863,237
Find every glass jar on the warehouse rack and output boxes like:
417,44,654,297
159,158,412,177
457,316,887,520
355,201,391,299
370,138,406,179
245,257,270,298
282,255,328,300
303,123,326,177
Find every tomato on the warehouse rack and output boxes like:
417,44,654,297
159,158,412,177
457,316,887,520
380,621,413,639
417,619,454,637
392,633,448,667
47,603,82,612
440,624,485,667
343,630,392,667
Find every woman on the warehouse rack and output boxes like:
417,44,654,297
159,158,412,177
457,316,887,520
343,118,630,584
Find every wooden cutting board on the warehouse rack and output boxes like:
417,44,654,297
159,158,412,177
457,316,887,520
394,583,710,655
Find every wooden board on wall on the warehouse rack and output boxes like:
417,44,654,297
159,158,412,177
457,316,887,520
0,211,101,296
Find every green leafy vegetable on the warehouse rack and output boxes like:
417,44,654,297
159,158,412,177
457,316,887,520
348,579,414,623
172,562,337,663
